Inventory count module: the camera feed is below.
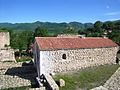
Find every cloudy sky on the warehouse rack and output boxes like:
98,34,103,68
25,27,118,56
0,0,120,23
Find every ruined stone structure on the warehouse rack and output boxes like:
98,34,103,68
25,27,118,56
0,49,15,62
0,61,36,89
0,32,15,62
0,32,10,48
33,36,119,77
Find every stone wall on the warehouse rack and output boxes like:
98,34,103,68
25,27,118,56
0,61,36,89
0,48,15,62
0,75,31,89
0,32,15,62
103,67,120,90
91,67,120,90
0,32,10,49
40,47,119,74
57,34,79,38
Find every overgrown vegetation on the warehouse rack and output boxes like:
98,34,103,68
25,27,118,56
16,57,32,62
54,64,120,90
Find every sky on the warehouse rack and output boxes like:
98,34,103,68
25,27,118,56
0,0,120,23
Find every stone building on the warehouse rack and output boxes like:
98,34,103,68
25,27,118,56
0,32,15,62
33,36,119,77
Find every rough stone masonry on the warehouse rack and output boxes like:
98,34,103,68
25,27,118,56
40,47,119,74
34,36,119,75
0,32,15,62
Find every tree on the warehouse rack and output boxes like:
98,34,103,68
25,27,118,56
10,30,34,58
102,21,114,30
34,26,48,37
94,21,103,30
114,21,120,30
62,27,76,34
93,21,104,36
107,30,120,44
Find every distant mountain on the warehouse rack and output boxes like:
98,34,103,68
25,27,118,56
0,21,93,34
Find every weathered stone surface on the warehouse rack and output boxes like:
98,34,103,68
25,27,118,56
0,75,31,89
91,67,120,90
0,32,15,62
0,60,37,89
39,47,118,74
0,48,15,62
103,67,120,90
90,86,108,90
59,79,65,87
0,32,10,49
43,74,59,90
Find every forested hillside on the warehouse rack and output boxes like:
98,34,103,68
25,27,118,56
0,21,93,34
0,20,120,53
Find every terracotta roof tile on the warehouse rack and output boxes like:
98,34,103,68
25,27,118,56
35,37,118,50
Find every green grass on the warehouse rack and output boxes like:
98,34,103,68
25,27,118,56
16,57,32,62
54,64,120,90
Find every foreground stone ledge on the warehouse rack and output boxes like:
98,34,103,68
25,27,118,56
90,86,108,90
42,74,59,90
0,75,31,89
91,67,120,90
103,67,120,90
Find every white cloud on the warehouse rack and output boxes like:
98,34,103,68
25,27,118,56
104,11,120,16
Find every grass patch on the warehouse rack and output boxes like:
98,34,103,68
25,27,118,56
54,64,120,90
16,57,32,62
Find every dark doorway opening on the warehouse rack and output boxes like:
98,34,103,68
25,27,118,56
116,50,120,64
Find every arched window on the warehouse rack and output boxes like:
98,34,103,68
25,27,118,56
62,54,66,59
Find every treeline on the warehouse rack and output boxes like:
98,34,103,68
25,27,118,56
0,21,93,34
0,20,120,52
78,21,120,44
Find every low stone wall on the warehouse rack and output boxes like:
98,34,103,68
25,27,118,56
103,67,120,90
0,62,22,68
91,67,120,90
0,48,15,62
41,74,59,90
0,75,31,89
41,47,118,74
0,61,37,89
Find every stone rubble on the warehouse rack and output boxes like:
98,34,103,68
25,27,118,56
0,61,36,89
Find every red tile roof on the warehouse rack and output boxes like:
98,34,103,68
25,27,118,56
35,37,118,50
